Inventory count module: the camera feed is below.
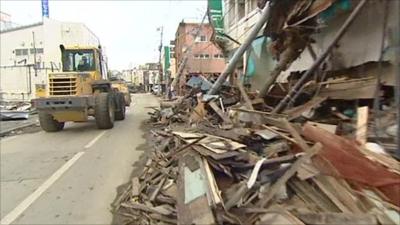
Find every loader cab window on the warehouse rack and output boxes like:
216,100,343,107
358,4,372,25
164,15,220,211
62,50,95,72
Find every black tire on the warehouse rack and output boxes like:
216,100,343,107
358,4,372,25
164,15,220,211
115,93,126,121
95,92,115,129
38,112,64,132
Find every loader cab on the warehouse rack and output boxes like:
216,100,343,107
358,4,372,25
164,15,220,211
60,45,104,80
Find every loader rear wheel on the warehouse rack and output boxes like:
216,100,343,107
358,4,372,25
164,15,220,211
115,93,126,121
38,112,64,132
95,92,115,129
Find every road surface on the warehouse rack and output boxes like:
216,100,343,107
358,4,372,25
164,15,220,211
0,93,158,224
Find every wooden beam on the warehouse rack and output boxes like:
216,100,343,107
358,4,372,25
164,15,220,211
236,79,254,110
208,101,233,124
356,106,369,145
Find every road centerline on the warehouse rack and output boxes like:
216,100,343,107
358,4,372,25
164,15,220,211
84,131,107,149
0,151,85,225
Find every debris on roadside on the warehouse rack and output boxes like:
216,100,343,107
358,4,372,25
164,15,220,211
0,102,34,120
113,0,399,224
113,76,399,225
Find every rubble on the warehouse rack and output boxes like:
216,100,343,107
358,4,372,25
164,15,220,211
113,78,399,225
0,102,33,120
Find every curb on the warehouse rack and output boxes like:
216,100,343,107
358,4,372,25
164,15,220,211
0,121,39,136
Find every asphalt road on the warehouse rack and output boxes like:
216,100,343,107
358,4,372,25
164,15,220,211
0,93,158,224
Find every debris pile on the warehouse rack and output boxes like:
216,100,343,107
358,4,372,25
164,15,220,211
113,0,399,224
0,102,33,120
114,91,399,224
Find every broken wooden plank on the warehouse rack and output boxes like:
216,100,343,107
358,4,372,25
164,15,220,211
121,202,173,216
256,143,322,208
262,124,297,144
289,178,339,212
208,101,233,124
191,145,239,160
356,106,369,145
131,177,140,197
284,96,327,120
281,119,309,152
236,79,254,110
150,174,168,202
201,157,223,206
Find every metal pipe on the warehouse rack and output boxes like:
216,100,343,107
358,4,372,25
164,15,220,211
207,3,272,95
272,0,367,113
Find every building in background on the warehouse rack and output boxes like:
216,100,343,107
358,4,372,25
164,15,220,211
0,18,100,101
174,21,225,92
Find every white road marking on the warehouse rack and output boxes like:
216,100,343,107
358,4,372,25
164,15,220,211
0,151,85,225
84,130,107,149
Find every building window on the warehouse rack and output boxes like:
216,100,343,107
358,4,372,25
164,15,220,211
195,35,207,42
214,54,225,59
194,54,210,59
15,49,28,56
30,48,44,54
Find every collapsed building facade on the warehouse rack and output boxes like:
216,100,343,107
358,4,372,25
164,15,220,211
208,0,399,152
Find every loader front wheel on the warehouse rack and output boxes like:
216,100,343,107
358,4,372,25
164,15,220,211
95,92,115,129
39,112,64,132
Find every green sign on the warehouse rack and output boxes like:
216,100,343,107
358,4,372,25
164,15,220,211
208,0,224,40
164,46,170,76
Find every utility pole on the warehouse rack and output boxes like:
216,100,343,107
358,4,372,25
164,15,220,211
32,31,38,77
158,26,164,94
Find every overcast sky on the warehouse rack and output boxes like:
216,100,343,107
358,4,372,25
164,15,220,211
1,0,207,70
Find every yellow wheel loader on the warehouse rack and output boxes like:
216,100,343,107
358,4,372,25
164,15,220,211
32,45,127,132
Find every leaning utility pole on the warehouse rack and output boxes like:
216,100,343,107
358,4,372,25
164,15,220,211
207,3,272,95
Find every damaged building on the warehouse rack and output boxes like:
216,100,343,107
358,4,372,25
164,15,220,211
208,0,399,151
